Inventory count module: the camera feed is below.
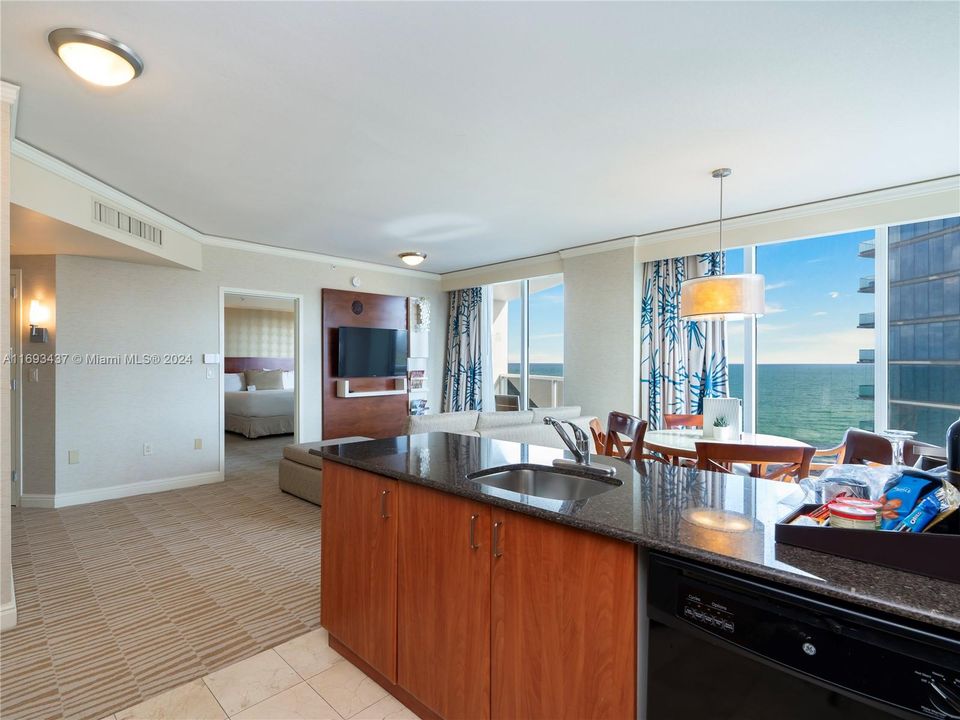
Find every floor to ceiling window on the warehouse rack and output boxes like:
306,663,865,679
491,274,564,410
722,216,959,449
753,230,876,447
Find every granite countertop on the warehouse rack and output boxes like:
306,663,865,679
314,432,960,633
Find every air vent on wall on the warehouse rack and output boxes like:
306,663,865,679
92,199,163,246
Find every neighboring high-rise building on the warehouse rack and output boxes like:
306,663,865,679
887,217,960,444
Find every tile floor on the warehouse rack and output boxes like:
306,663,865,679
105,627,420,720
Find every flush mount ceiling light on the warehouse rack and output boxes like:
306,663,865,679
680,168,766,321
399,252,427,267
48,28,143,87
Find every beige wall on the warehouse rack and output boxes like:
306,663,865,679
52,245,445,497
11,255,56,497
561,246,641,423
224,308,295,358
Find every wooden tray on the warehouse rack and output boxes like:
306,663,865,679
775,503,960,583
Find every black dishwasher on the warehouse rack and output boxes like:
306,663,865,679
647,554,960,719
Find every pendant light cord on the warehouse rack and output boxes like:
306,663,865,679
718,172,724,255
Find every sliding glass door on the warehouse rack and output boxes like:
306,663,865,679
490,274,564,410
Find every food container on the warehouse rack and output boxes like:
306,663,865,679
827,502,878,530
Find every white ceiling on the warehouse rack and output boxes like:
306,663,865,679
2,2,958,274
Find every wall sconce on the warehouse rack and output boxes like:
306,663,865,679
29,300,50,343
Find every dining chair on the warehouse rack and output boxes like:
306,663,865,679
601,412,645,460
811,427,893,471
663,414,704,429
903,439,944,468
589,418,606,456
695,441,816,482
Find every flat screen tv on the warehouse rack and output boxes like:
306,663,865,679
337,326,408,378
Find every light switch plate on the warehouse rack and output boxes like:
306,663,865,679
206,367,216,380
203,353,220,364
68,450,79,465
194,438,203,450
143,443,153,456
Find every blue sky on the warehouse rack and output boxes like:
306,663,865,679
507,283,564,364
505,228,876,366
728,229,876,364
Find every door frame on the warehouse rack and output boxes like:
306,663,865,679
9,269,21,505
218,286,304,473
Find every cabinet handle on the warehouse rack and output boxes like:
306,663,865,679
493,521,503,558
469,514,480,550
380,489,390,519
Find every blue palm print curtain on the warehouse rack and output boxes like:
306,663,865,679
442,287,484,412
640,252,729,429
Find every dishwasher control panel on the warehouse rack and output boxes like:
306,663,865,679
680,591,736,634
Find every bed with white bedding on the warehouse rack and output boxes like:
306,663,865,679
224,364,295,438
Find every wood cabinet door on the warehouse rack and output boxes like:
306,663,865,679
321,462,398,682
398,483,491,720
491,509,637,720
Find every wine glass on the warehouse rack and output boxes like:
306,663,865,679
881,429,918,466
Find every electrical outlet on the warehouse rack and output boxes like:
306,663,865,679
194,438,203,450
29,368,39,383
143,443,153,456
68,450,80,465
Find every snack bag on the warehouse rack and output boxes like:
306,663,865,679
893,481,960,533
878,476,939,530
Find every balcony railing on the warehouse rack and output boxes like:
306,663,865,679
496,373,564,409
858,275,875,293
858,384,875,399
858,240,876,258
858,349,875,364
858,312,875,328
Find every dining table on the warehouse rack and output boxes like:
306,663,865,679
643,428,809,466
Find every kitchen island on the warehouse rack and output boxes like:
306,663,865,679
314,432,960,720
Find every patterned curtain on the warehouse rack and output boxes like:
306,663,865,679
640,252,729,429
442,287,484,412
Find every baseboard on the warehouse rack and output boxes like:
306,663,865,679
1,569,16,631
53,470,224,508
19,494,56,508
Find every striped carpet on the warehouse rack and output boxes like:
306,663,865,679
0,434,320,720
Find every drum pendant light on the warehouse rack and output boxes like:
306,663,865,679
680,168,765,320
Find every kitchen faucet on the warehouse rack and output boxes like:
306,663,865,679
543,417,616,476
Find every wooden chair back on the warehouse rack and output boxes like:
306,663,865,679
840,428,892,466
589,418,606,457
603,412,648,460
695,442,815,482
664,414,704,429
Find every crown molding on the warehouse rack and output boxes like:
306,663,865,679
203,235,440,278
11,139,442,280
558,235,637,260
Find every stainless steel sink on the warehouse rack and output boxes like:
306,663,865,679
467,465,621,501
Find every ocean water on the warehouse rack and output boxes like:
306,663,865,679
730,364,873,448
508,362,873,448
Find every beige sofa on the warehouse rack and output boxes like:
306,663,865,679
405,406,599,452
279,436,369,505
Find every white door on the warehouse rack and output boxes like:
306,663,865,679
9,271,21,506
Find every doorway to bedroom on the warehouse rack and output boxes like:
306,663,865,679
221,290,302,467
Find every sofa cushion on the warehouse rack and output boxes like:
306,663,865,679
531,406,582,422
478,417,598,453
407,411,480,434
475,411,535,430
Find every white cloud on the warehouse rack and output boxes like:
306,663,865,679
828,291,840,299
766,281,792,291
765,301,787,314
756,329,866,363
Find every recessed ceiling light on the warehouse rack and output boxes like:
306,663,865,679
399,252,427,267
48,28,143,87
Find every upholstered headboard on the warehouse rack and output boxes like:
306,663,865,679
224,356,294,374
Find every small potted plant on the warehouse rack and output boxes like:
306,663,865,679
713,415,736,441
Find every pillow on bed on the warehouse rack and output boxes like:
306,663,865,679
245,369,284,390
282,371,295,390
224,372,246,391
